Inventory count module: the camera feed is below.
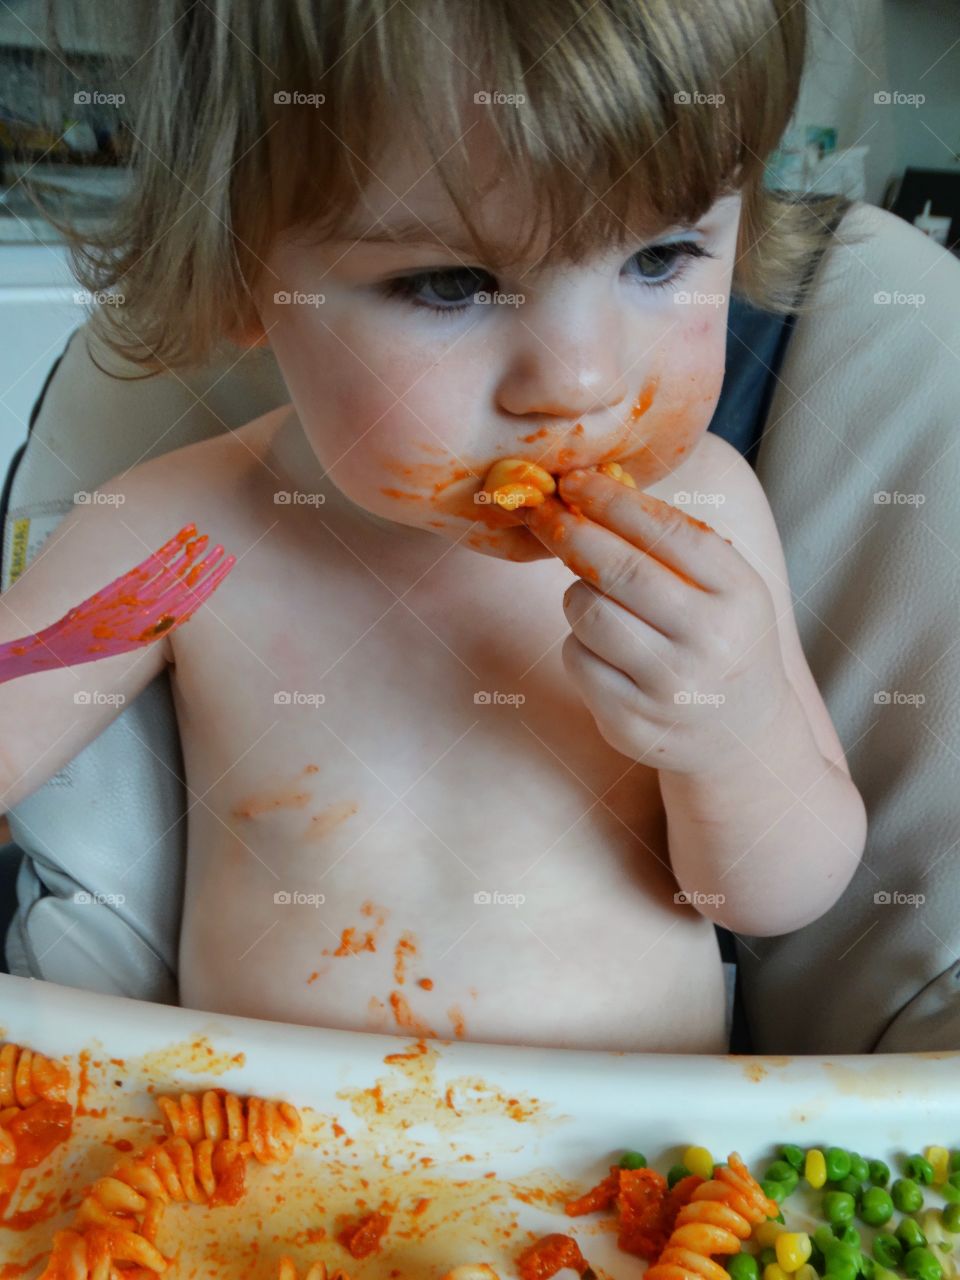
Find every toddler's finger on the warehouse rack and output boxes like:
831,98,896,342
557,468,732,592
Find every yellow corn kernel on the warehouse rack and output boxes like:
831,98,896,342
683,1146,714,1180
595,461,637,488
927,1146,950,1186
765,1265,791,1280
755,1221,786,1248
796,1265,820,1280
805,1148,827,1189
481,458,556,510
776,1232,812,1273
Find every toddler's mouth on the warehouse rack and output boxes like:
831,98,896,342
478,456,636,515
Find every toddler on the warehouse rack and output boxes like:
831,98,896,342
0,0,867,1051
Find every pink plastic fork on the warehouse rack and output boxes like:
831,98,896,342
0,523,235,684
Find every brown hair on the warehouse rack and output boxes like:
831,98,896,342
51,0,844,373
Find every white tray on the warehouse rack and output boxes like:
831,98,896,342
1,973,959,1278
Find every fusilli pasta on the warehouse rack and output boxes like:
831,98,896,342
0,1042,70,1108
35,1093,301,1279
0,1042,73,1169
156,1089,301,1163
645,1152,779,1280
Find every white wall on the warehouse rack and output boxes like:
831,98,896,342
792,0,898,205
792,0,960,205
883,0,960,177
0,245,84,483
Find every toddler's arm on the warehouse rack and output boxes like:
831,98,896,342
0,471,175,815
657,455,868,937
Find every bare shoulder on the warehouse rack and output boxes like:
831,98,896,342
80,402,294,640
649,431,852,774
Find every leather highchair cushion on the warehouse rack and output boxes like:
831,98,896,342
744,203,960,1051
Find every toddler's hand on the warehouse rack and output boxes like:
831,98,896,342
522,467,793,774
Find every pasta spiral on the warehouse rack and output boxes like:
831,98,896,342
0,1043,72,1166
0,1041,70,1108
38,1224,168,1279
156,1089,301,1163
645,1152,778,1280
38,1137,249,1278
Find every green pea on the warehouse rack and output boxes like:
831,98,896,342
767,1160,801,1190
860,1253,876,1280
875,1268,901,1280
950,1173,960,1192
815,1226,839,1253
950,1153,960,1175
870,1161,891,1187
823,1242,861,1270
897,1219,928,1251
943,1204,960,1233
667,1163,690,1188
861,1187,895,1227
619,1150,647,1169
810,1246,827,1274
834,1175,864,1201
827,1149,854,1181
849,1154,871,1183
781,1143,805,1171
824,1191,857,1226
825,1255,860,1280
905,1156,935,1186
759,1248,778,1269
942,1180,960,1205
873,1234,904,1268
727,1254,760,1280
903,1245,943,1280
893,1179,925,1213
762,1179,791,1204
835,1228,862,1249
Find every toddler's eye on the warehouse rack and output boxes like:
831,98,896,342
382,266,495,313
625,240,712,286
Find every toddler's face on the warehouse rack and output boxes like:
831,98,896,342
257,118,740,563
